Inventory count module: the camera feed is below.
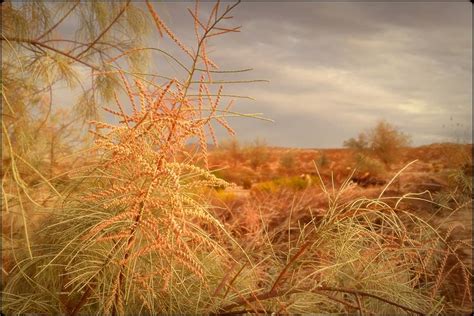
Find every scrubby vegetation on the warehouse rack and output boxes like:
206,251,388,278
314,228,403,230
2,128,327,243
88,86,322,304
1,1,472,315
345,120,411,167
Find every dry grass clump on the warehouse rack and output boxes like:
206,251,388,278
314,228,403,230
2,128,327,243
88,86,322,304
212,170,472,315
212,166,257,189
435,144,472,206
251,176,316,193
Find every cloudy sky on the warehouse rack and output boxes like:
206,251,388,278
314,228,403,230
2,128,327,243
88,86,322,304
152,1,471,148
54,1,470,148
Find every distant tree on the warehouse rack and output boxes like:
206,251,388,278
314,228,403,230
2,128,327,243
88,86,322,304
369,120,411,165
343,133,369,152
344,120,411,166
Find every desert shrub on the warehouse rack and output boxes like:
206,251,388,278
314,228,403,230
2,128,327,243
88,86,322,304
343,132,369,152
316,152,330,168
370,120,411,165
252,176,313,193
252,180,279,193
353,152,386,178
447,167,473,200
286,175,313,189
279,151,296,173
345,120,411,166
247,137,269,170
213,190,237,204
440,143,472,170
434,143,472,209
212,167,256,189
220,137,243,167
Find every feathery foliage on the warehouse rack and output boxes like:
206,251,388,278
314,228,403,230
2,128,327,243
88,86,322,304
2,1,262,314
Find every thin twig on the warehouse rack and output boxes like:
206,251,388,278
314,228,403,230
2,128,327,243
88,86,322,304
75,0,132,59
270,241,310,293
36,0,81,41
217,285,425,315
1,37,99,70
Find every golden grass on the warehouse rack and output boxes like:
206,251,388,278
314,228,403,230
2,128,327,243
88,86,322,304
210,166,472,315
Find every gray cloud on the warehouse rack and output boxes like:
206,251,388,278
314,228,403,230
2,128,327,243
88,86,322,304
140,2,473,147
